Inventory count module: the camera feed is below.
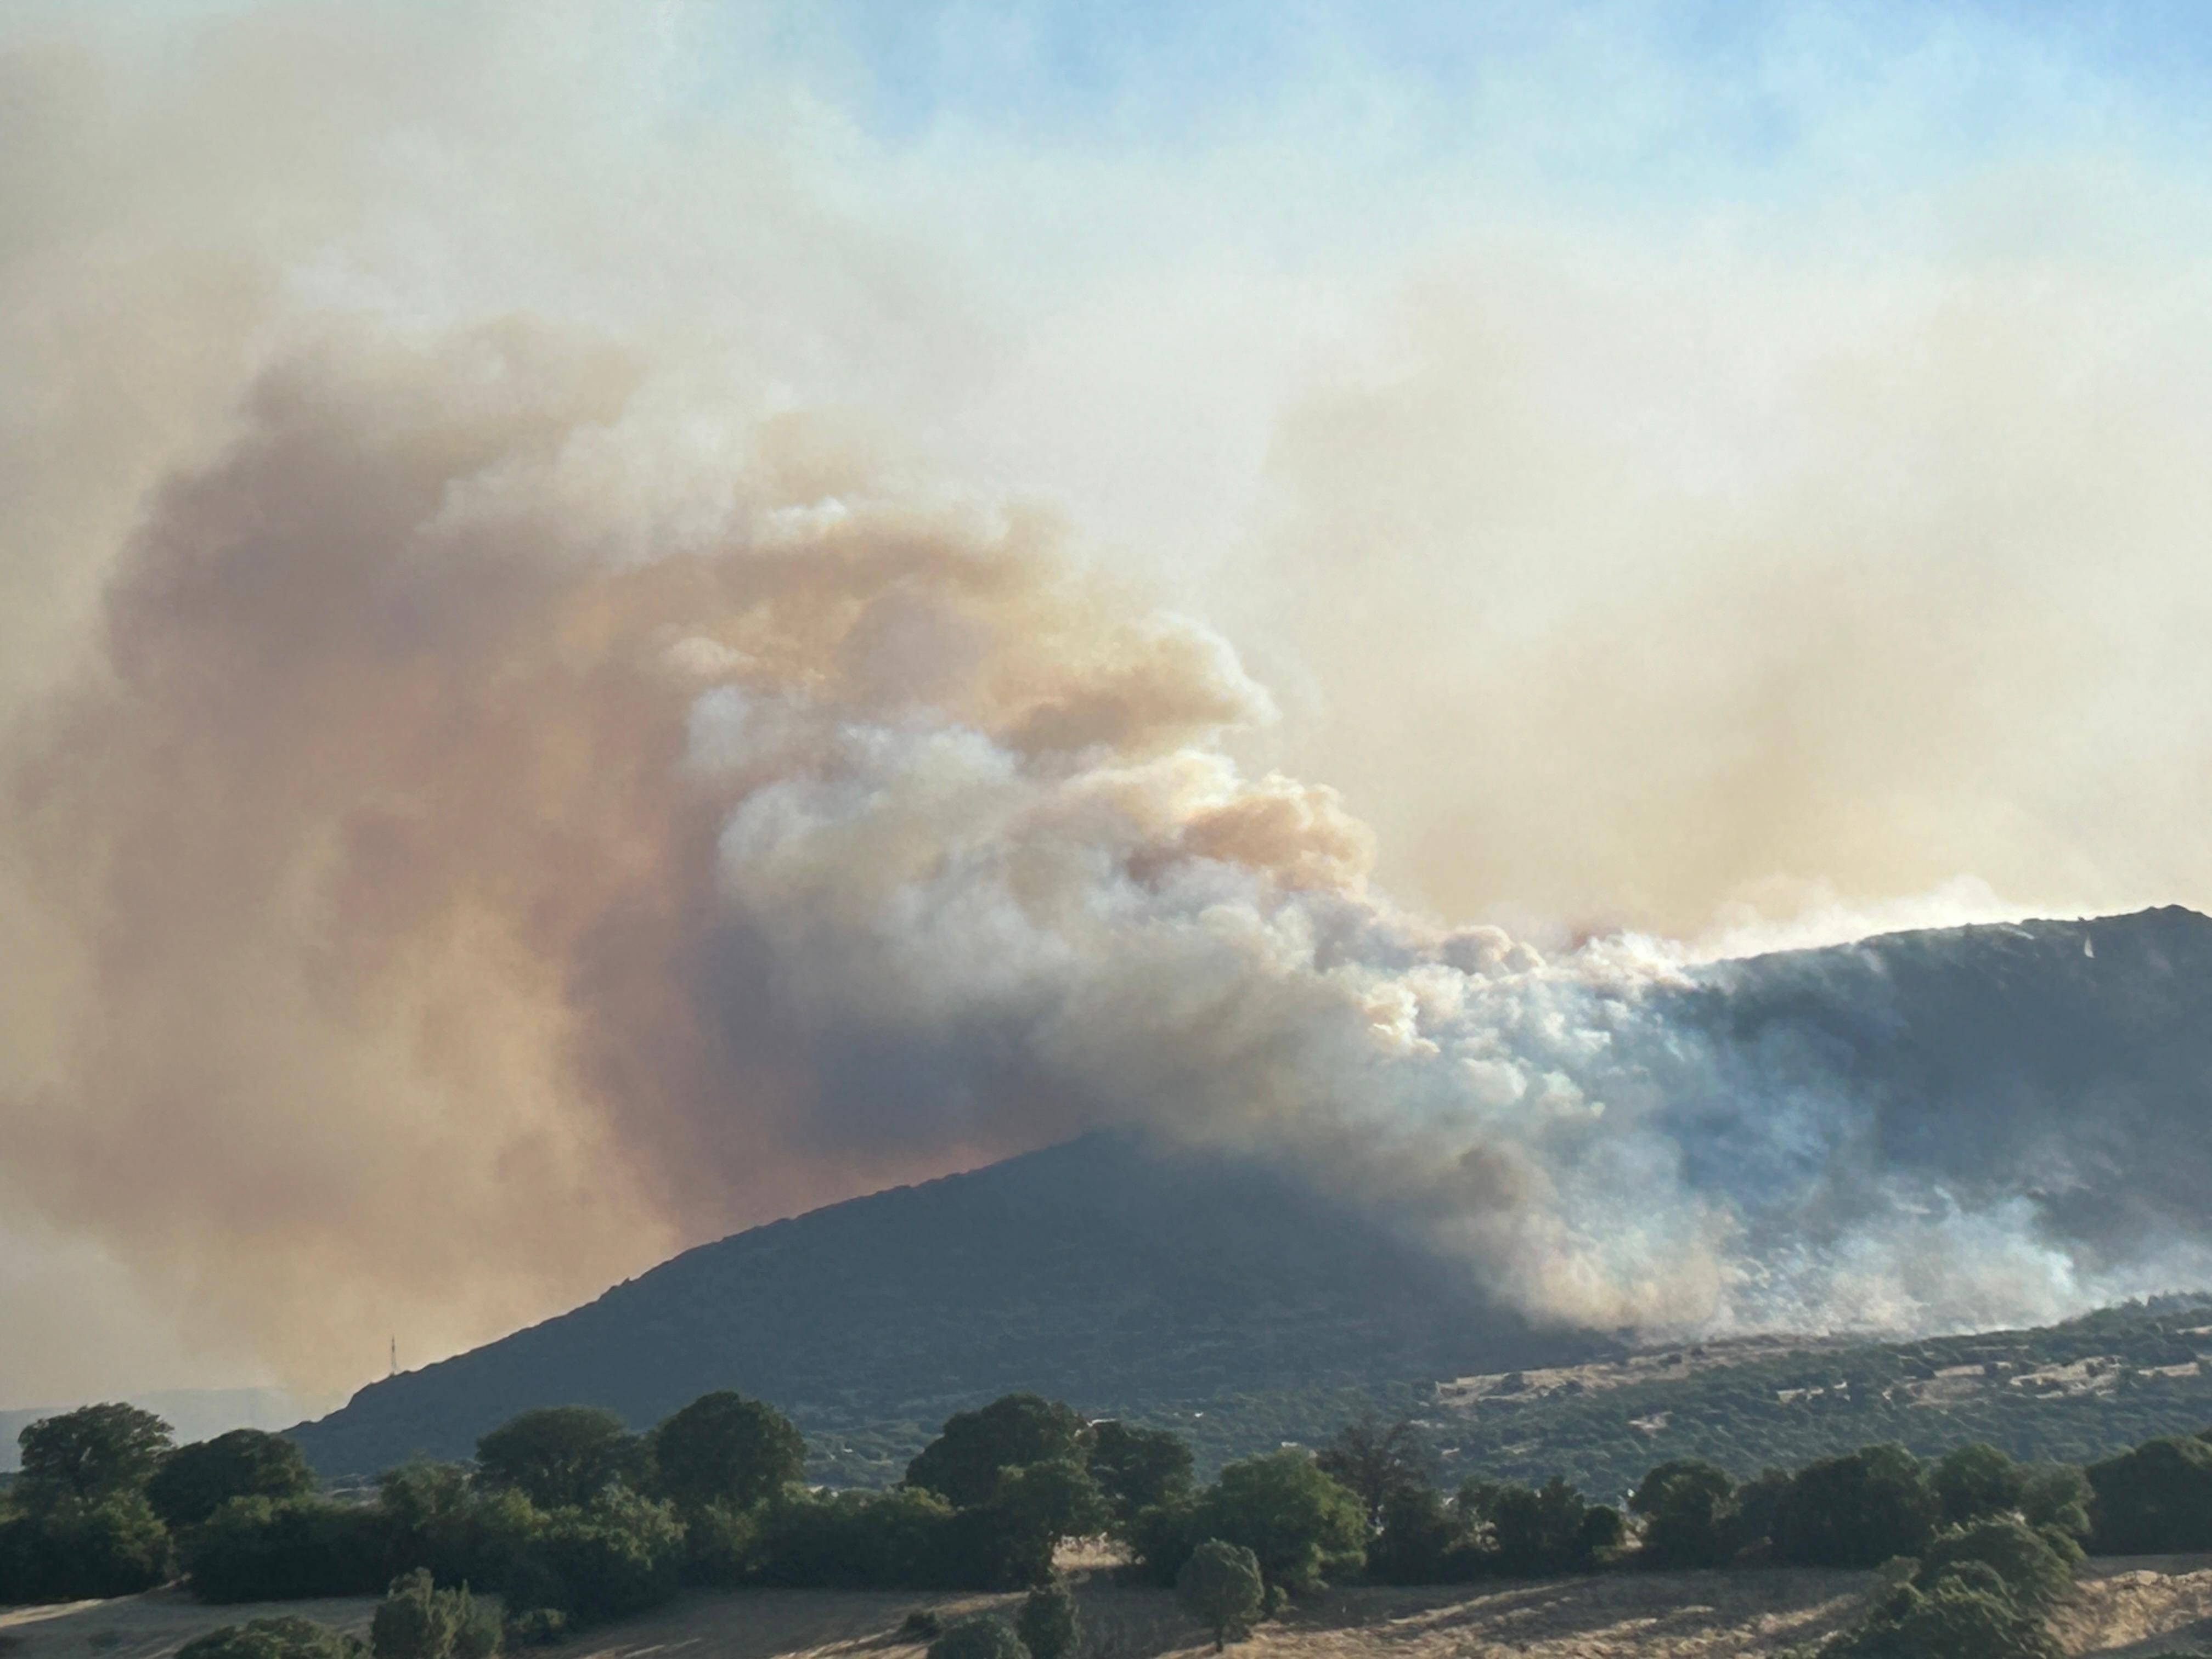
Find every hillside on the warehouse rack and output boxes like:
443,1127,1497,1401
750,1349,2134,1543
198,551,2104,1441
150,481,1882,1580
1419,1295,2212,1500
290,905,2212,1487
289,1132,1593,1482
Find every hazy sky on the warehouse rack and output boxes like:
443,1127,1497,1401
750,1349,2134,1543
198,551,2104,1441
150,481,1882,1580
4,0,2211,1408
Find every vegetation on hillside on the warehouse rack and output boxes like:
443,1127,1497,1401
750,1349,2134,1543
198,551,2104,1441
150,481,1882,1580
18,1362,2212,1659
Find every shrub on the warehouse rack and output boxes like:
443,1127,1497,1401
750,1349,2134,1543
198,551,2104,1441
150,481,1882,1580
1930,1444,2025,1528
752,1488,962,1590
1629,1460,1737,1570
1774,1445,1938,1568
0,1493,176,1601
1015,1582,1079,1659
499,1610,566,1651
177,1618,367,1659
370,1568,498,1659
185,1497,391,1602
899,1610,944,1639
1365,1486,1481,1585
1463,1477,1620,1577
149,1434,315,1531
680,1500,761,1588
924,1617,1027,1659
514,1492,684,1626
2088,1436,2212,1554
1177,1539,1265,1652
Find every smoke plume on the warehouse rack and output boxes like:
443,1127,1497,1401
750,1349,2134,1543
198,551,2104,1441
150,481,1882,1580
6,1,2212,1398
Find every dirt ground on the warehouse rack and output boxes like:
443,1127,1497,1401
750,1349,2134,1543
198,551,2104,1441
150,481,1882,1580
5,1558,2210,1659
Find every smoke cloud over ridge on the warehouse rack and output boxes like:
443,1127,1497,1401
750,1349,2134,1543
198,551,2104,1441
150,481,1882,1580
5,1,2212,1399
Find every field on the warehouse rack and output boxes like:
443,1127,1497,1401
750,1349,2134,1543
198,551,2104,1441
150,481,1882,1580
9,1559,2212,1659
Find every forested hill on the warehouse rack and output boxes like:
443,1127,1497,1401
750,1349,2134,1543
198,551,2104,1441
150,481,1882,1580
287,1132,1592,1482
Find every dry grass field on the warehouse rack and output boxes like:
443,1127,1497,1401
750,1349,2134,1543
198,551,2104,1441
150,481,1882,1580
7,1560,2212,1659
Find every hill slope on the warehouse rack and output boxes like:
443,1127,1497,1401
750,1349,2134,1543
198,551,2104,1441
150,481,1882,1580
289,1133,1589,1481
292,905,2212,1485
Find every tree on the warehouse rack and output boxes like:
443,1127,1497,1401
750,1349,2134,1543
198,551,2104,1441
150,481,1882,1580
1086,1422,1192,1532
2019,1465,2092,1545
476,1408,641,1510
2087,1435,2212,1554
1015,1582,1080,1659
648,1393,804,1514
1,1492,174,1601
974,1459,1109,1585
1313,1415,1430,1528
1472,1477,1619,1577
178,1618,368,1659
1177,1539,1265,1652
1190,1451,1365,1592
1774,1444,1938,1568
516,1490,684,1626
183,1496,391,1602
1931,1443,2026,1527
905,1396,1090,1511
1629,1459,1737,1570
1365,1485,1480,1585
17,1403,173,1509
1918,1517,2074,1612
924,1617,1027,1659
150,1431,316,1531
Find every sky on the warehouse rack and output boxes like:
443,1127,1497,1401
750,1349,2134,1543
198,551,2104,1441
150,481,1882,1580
3,0,2212,1410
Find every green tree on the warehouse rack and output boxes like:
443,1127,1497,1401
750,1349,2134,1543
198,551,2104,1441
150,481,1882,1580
977,1459,1109,1584
1364,1485,1478,1585
1473,1477,1620,1577
1313,1415,1430,1528
905,1396,1090,1511
1086,1422,1192,1532
149,1431,316,1531
2087,1435,2212,1554
1774,1444,1938,1568
1918,1516,2074,1612
1629,1459,1737,1570
1015,1582,1079,1659
184,1496,391,1602
649,1393,804,1514
177,1618,367,1659
4,1492,174,1601
1931,1443,2026,1527
476,1408,640,1510
1177,1539,1265,1652
2019,1465,2092,1545
17,1404,173,1510
1191,1451,1364,1592
515,1490,684,1626
925,1617,1027,1659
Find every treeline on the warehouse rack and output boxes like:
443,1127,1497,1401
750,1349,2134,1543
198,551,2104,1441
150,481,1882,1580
10,1391,2212,1659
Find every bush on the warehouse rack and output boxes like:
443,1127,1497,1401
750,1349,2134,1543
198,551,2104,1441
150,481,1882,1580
680,1500,761,1588
1015,1582,1079,1659
924,1617,1027,1659
1177,1539,1265,1652
499,1610,566,1650
1866,1571,2062,1659
1365,1486,1481,1585
899,1609,944,1639
150,1433,316,1531
0,1492,174,1602
177,1618,368,1659
1463,1477,1620,1577
2088,1436,2212,1554
371,1568,499,1659
512,1492,683,1626
752,1487,963,1589
1629,1460,1737,1570
1774,1445,1938,1568
1931,1444,2025,1528
186,1497,391,1602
